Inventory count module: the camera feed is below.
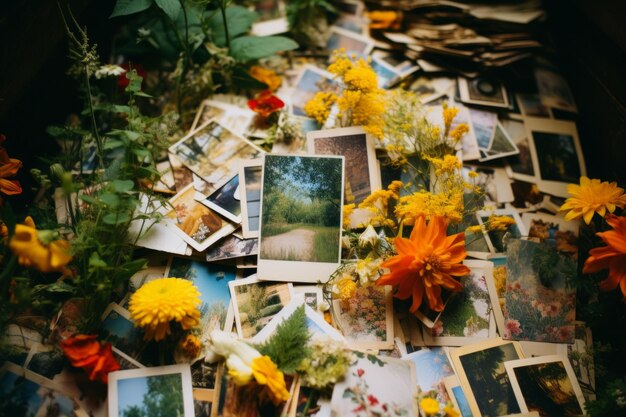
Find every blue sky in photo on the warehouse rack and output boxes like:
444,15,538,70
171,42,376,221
1,370,42,416
406,347,453,390
102,311,141,341
453,386,473,417
172,259,236,307
118,376,150,412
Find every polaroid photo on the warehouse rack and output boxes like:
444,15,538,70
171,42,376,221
190,100,226,134
289,65,339,117
525,118,586,198
522,211,578,258
332,285,394,350
423,260,497,347
409,76,456,104
24,343,65,380
251,299,345,344
504,239,576,344
100,303,147,367
335,0,365,16
568,323,595,401
443,375,473,417
405,347,455,412
479,122,520,162
505,355,586,416
191,359,223,393
1,324,43,366
199,173,241,224
290,384,327,417
257,154,344,283
1,362,89,417
414,287,456,328
535,68,577,113
326,26,374,59
406,314,426,347
307,126,382,227
190,100,254,136
426,104,480,161
164,183,237,252
476,208,527,255
293,284,323,312
168,153,195,192
458,77,510,108
370,54,418,89
229,276,294,339
152,160,176,194
108,364,194,417
469,108,498,150
463,165,514,205
205,235,258,262
251,0,288,36
516,93,552,119
193,387,215,417
166,257,238,335
239,159,263,238
331,352,418,417
169,121,264,195
451,338,525,417
501,118,537,183
333,13,369,36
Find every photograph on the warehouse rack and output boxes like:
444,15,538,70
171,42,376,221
193,388,215,417
333,13,369,36
451,338,525,417
190,100,254,135
503,119,536,180
24,343,65,380
165,183,237,252
100,303,147,367
229,276,294,339
326,27,374,59
166,257,238,334
534,68,578,113
516,93,552,118
251,299,345,344
426,104,480,161
292,385,326,417
505,356,586,417
201,173,242,224
423,260,497,346
469,108,498,150
108,364,194,417
168,153,194,192
332,285,394,350
0,362,89,417
191,360,222,391
522,212,578,259
405,348,455,411
239,159,262,238
205,235,258,262
289,65,339,117
251,0,288,36
293,284,323,312
257,154,344,283
479,122,520,162
331,352,418,417
477,208,526,254
504,239,577,344
169,121,263,194
458,77,510,108
443,375,473,417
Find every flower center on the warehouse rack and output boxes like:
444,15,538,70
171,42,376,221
423,254,441,272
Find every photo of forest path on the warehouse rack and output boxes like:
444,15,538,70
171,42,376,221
260,155,342,263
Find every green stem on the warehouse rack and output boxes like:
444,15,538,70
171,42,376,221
219,1,230,50
84,68,105,170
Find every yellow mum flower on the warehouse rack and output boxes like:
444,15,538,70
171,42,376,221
449,122,469,142
9,216,72,275
130,278,201,341
249,66,282,91
304,92,337,125
486,215,517,231
420,397,440,416
560,176,626,224
251,355,290,405
335,275,357,300
328,54,352,76
343,61,378,91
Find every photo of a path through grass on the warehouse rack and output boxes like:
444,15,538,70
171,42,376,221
260,155,343,263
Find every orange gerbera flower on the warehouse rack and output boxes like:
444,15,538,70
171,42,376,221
0,134,23,202
61,334,120,384
583,214,626,301
377,215,469,312
248,90,284,117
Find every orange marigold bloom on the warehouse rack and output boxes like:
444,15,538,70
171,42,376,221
0,134,23,202
367,11,401,30
61,334,120,384
248,90,285,117
249,66,282,91
377,215,469,312
583,214,626,301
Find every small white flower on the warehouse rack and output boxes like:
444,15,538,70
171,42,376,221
319,300,330,312
358,225,378,248
95,64,126,79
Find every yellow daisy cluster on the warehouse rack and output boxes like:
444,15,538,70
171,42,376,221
486,215,517,231
560,176,626,224
129,277,201,341
304,50,386,138
442,104,459,134
395,189,464,225
358,180,403,228
450,122,469,143
425,154,462,176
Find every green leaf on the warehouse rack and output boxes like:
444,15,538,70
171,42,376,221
103,139,125,150
99,193,120,208
134,91,153,98
110,0,153,18
229,36,298,62
89,252,108,269
232,65,268,90
154,0,181,21
79,194,99,205
110,180,135,193
207,6,258,47
33,281,75,294
103,212,132,225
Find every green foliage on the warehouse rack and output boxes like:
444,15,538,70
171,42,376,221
111,0,153,18
229,36,298,62
256,305,311,374
154,0,182,21
286,0,335,47
206,5,257,47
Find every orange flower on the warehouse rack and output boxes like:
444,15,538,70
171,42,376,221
367,11,401,30
248,90,284,117
249,66,282,91
61,334,120,384
583,214,626,301
376,216,469,312
0,134,23,202
9,216,72,275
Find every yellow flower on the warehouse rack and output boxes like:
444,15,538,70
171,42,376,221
449,123,469,142
356,256,383,285
9,216,72,275
328,53,353,76
442,106,459,131
426,154,462,176
420,397,440,416
178,334,203,359
560,176,626,224
486,215,516,231
343,60,378,91
129,278,201,341
343,203,355,228
251,355,290,405
443,404,460,417
335,275,357,300
466,225,483,234
304,92,337,124
249,66,282,91
395,190,464,225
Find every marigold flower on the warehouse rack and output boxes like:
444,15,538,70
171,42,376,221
61,334,120,384
178,333,203,359
377,216,469,312
486,215,517,231
420,397,440,416
334,275,357,300
0,134,23,201
251,355,290,405
249,66,282,91
9,216,72,274
367,11,400,30
129,278,201,341
560,176,626,224
583,214,626,301
248,90,285,117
